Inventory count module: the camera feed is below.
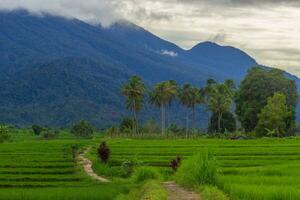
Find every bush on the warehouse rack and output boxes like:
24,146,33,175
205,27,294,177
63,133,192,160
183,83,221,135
132,167,160,183
120,117,134,133
121,157,142,178
32,125,45,135
169,156,181,172
97,142,110,163
0,125,10,143
42,129,59,139
175,152,218,188
209,111,236,134
71,120,94,138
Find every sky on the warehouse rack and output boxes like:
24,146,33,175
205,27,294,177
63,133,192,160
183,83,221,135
1,0,299,77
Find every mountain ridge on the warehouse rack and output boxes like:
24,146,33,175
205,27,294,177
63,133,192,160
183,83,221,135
0,9,298,127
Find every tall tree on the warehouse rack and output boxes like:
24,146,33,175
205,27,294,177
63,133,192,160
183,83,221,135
236,67,298,132
166,80,178,129
149,81,177,135
178,83,201,137
206,82,234,133
122,76,145,134
255,93,292,137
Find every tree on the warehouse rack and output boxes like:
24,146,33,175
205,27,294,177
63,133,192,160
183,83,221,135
208,111,236,133
122,76,145,134
149,81,177,135
178,83,202,137
32,125,44,136
255,93,292,137
0,125,10,143
236,67,298,132
71,120,94,138
166,80,178,129
206,82,234,133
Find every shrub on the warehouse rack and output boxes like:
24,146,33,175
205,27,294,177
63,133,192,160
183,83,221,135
71,120,94,138
175,152,218,188
119,117,134,133
31,125,44,135
98,142,110,163
132,167,160,183
42,129,59,139
169,156,181,172
0,125,10,143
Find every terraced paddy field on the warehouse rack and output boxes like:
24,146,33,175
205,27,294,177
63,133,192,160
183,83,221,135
0,140,128,200
95,138,300,200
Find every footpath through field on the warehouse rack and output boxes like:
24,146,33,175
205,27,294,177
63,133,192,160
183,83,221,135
164,181,201,200
78,148,110,183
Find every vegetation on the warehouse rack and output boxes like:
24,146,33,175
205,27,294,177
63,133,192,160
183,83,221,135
122,75,145,135
255,93,292,137
0,125,10,143
97,142,110,163
31,125,45,135
149,80,177,135
209,111,236,134
71,120,94,138
236,67,298,133
175,152,218,188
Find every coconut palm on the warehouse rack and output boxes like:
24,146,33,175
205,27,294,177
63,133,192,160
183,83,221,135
122,76,145,134
178,83,197,137
166,80,178,129
149,81,177,135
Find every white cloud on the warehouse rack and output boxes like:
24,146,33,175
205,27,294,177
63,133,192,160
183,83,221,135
0,0,299,76
160,50,178,57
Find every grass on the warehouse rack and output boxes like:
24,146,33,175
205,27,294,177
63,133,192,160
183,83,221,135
101,137,300,200
2,131,300,200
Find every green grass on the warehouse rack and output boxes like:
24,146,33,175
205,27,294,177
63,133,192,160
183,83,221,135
0,138,128,199
100,138,300,200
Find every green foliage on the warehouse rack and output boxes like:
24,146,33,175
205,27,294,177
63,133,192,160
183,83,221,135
198,185,229,200
175,152,218,188
132,167,160,183
142,119,158,134
0,125,10,143
178,83,204,136
71,120,94,138
167,123,185,135
41,129,59,140
206,81,234,133
236,67,298,132
116,181,168,200
149,80,178,135
209,111,236,134
120,117,134,133
122,76,145,134
120,157,142,178
255,93,292,137
31,125,45,136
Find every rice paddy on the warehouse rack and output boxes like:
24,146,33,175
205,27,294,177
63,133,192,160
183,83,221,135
0,139,128,200
100,138,300,200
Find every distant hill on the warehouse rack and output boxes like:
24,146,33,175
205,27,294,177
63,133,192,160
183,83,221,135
0,10,298,128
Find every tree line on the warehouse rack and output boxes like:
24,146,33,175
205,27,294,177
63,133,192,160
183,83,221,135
122,67,298,137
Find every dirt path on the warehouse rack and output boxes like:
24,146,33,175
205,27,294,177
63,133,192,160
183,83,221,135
164,182,201,200
77,148,110,183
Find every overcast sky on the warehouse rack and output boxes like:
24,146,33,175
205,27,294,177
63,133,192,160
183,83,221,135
1,0,300,77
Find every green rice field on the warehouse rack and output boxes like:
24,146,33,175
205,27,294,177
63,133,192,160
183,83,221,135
0,139,128,200
1,135,300,200
97,138,300,200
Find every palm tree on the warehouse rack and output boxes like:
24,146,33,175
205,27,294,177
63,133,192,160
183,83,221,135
206,83,233,133
178,83,197,137
166,80,178,129
122,76,145,134
149,81,177,135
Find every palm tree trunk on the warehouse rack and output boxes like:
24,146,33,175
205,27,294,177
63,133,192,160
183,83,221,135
217,112,223,134
186,109,189,138
133,101,137,135
161,104,166,135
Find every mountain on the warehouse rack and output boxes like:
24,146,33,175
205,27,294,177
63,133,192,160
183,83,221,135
0,10,298,127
